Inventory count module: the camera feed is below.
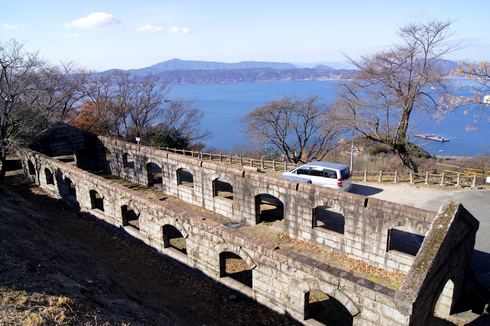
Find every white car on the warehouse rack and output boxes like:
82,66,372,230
282,161,352,191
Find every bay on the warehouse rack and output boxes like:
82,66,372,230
167,80,490,156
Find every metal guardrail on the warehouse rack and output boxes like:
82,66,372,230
161,147,486,188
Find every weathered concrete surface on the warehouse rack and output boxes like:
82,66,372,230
350,183,490,250
351,182,490,293
16,132,483,326
395,203,479,325
101,137,436,275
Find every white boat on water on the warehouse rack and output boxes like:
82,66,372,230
415,134,450,142
483,95,490,105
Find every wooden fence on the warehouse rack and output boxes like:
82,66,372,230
350,170,483,188
436,162,490,178
161,147,299,171
161,147,486,188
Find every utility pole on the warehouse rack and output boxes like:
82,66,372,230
135,136,141,151
350,130,355,171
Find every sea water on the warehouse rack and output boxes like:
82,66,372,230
168,80,490,156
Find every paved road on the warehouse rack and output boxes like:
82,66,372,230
350,183,490,252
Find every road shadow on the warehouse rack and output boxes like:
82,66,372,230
472,250,490,288
467,315,490,325
428,316,456,325
349,183,384,196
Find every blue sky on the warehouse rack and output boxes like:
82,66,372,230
1,0,489,71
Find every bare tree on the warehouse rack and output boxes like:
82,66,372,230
0,40,88,180
245,97,339,163
125,74,168,138
76,71,207,148
159,100,207,144
334,21,455,172
81,73,121,135
0,40,43,180
459,62,490,103
33,63,88,123
82,72,169,138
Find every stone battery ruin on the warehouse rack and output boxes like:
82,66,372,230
16,125,481,326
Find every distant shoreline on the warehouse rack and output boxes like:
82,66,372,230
166,76,471,86
436,155,483,160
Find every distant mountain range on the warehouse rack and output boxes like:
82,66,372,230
131,58,297,72
431,59,460,76
101,58,460,84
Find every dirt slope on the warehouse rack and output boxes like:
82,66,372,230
0,176,299,326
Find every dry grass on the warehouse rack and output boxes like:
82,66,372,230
0,179,299,326
23,313,44,326
225,257,249,274
245,225,405,290
308,290,329,304
0,288,74,326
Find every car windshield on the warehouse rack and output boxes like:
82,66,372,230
340,168,350,180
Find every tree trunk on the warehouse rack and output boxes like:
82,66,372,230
395,105,412,145
394,105,418,172
395,143,418,173
0,145,6,183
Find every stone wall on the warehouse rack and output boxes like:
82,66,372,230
16,137,480,326
19,147,417,326
394,203,479,325
101,137,434,274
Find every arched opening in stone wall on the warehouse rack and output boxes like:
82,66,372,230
121,205,140,230
255,194,284,223
312,206,345,234
387,227,425,256
62,177,77,202
102,147,112,173
57,174,79,209
304,290,353,326
177,168,194,188
122,153,129,167
433,279,455,319
212,178,233,200
122,153,134,169
219,251,253,288
146,162,163,188
162,224,187,255
28,161,36,176
89,190,104,211
45,168,54,185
